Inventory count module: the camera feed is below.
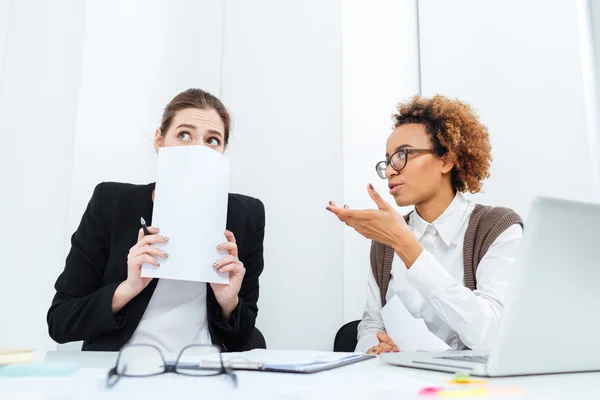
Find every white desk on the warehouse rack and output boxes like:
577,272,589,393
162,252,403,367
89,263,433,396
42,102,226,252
1,350,599,399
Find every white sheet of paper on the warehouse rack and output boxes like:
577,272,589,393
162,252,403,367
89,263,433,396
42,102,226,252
141,145,230,284
380,295,451,352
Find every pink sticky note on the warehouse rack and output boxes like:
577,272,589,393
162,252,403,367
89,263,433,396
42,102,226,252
419,387,444,396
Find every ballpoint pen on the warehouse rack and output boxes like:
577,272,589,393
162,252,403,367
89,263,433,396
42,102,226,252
140,217,151,235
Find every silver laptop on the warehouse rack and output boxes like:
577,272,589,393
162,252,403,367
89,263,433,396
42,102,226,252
380,196,600,376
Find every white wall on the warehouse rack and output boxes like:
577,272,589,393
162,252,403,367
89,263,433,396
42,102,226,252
592,0,600,92
418,0,597,218
0,0,87,349
222,0,344,351
0,0,10,81
341,0,420,323
580,0,600,200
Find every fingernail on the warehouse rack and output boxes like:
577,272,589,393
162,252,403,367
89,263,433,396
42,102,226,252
326,206,331,211
218,268,223,273
213,261,219,268
385,349,391,353
157,262,160,267
163,236,169,241
163,252,169,258
217,244,223,250
328,201,332,205
369,183,374,190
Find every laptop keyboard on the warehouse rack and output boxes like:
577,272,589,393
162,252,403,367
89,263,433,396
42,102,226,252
435,355,489,364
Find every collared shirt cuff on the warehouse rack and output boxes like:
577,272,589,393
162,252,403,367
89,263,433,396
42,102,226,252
405,249,456,299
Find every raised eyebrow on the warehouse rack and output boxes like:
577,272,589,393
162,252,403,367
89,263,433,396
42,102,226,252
207,130,223,138
176,123,196,130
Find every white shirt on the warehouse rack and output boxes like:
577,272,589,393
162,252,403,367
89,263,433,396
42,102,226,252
127,279,211,357
356,192,523,353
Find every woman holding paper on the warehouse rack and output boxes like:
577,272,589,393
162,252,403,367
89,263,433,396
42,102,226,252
47,88,265,354
327,95,523,355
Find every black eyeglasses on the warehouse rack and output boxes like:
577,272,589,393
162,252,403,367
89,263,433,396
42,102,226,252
375,148,433,179
106,344,237,388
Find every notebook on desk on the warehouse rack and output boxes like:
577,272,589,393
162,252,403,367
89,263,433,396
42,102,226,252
176,349,374,374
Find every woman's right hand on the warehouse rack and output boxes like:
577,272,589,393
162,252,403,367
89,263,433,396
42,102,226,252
367,331,400,355
124,226,169,296
112,226,169,313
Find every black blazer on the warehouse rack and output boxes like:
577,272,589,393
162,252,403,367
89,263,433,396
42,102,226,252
47,182,265,352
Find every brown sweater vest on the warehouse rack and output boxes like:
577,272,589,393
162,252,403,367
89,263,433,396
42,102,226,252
371,204,523,307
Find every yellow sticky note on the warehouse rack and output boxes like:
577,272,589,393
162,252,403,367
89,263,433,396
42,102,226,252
438,388,487,397
448,378,488,385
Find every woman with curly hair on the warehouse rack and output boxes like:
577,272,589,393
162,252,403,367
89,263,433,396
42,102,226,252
327,95,523,354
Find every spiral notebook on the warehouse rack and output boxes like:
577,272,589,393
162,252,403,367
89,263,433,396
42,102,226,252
178,350,374,374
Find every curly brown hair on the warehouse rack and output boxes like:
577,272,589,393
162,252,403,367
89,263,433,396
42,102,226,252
393,94,492,194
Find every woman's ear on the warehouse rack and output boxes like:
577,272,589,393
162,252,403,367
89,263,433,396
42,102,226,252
440,154,455,174
153,128,163,154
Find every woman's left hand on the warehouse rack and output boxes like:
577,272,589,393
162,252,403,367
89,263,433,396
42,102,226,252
210,230,245,319
327,184,412,247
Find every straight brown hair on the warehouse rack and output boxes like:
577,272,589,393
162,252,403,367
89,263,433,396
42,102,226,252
160,88,232,146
